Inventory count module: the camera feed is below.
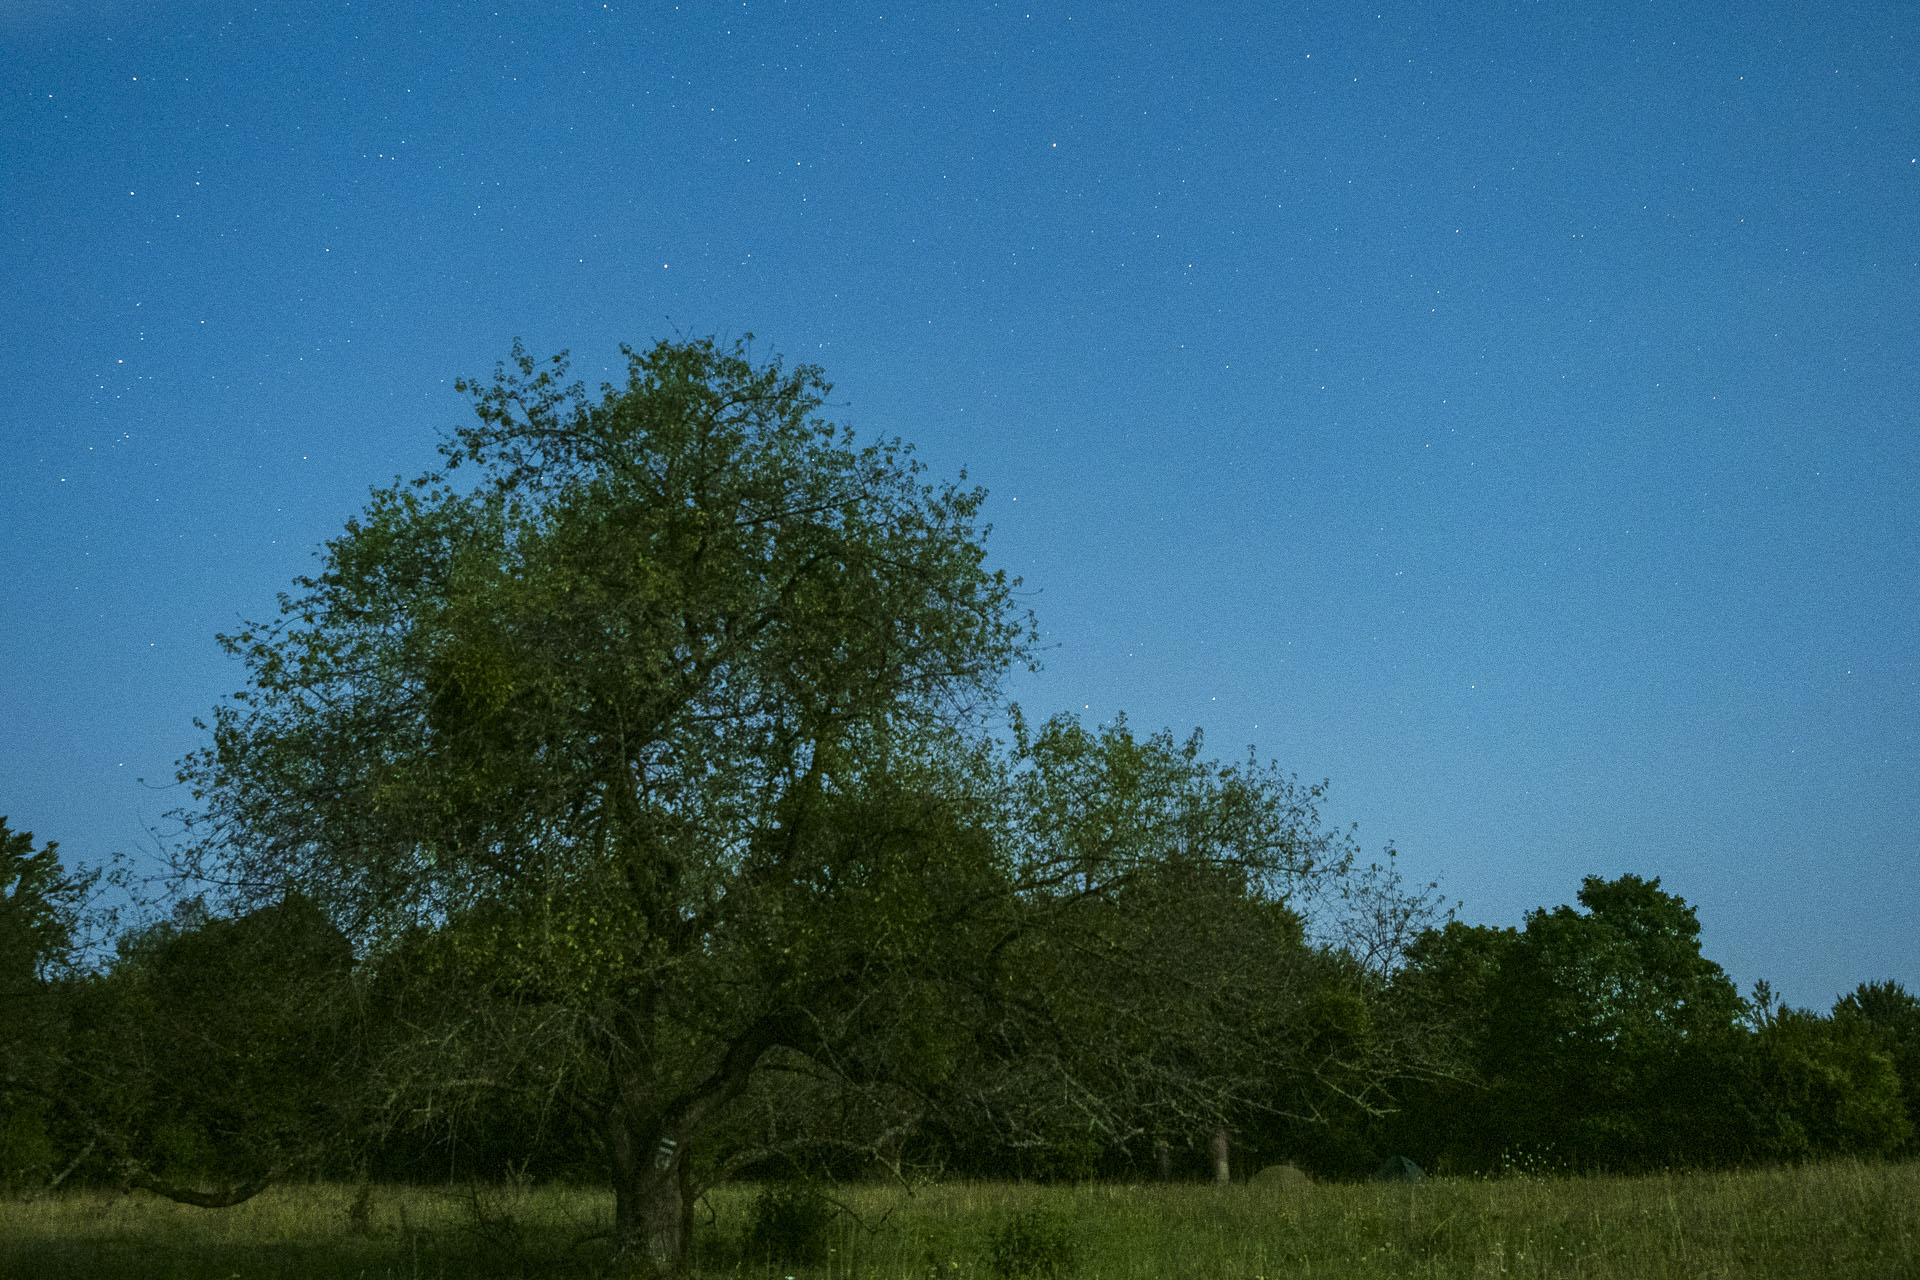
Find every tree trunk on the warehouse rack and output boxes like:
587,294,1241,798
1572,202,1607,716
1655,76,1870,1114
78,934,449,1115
604,985,693,1277
1211,1126,1231,1186
1154,1138,1172,1183
610,1109,694,1275
602,998,788,1275
614,1166,691,1275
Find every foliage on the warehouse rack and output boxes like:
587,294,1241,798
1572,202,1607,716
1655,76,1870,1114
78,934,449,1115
742,1180,838,1265
0,817,101,1192
1389,876,1756,1174
1833,979,1920,1155
19,329,1899,1227
1381,921,1517,1172
0,818,91,991
1487,874,1750,1170
1751,1006,1910,1160
0,1102,58,1193
55,895,363,1204
986,1205,1077,1279
906,714,1443,1182
1836,979,1920,1043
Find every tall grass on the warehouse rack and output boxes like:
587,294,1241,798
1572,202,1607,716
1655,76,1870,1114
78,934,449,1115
2,1161,1913,1278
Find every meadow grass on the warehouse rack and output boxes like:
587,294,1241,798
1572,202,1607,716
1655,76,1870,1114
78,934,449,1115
1,1160,1913,1279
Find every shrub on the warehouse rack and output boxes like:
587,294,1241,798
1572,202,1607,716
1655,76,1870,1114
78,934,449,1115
745,1181,838,1265
0,1104,55,1192
986,1207,1076,1279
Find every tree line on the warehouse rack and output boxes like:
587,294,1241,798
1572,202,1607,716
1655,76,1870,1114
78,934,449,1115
3,338,1915,1276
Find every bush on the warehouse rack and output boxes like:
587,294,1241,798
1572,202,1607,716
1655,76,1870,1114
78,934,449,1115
0,1103,55,1192
986,1208,1076,1279
745,1181,838,1265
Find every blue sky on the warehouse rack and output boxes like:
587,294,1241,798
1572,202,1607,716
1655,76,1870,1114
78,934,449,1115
4,0,1915,1009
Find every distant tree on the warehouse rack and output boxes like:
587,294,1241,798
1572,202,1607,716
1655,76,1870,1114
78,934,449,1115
1382,921,1518,1172
1392,876,1752,1173
1833,980,1920,1154
990,717,1352,1173
0,818,90,992
169,337,1034,1273
1485,874,1750,1170
1836,980,1920,1042
911,716,1434,1182
1750,1005,1910,1160
0,817,97,1189
58,896,362,1205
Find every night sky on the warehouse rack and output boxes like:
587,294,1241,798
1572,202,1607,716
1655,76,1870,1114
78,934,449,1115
4,1,1915,1010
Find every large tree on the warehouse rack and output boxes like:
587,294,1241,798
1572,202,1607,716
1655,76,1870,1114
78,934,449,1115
173,337,1031,1272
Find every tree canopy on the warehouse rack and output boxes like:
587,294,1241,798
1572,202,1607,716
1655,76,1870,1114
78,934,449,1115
171,337,1048,1271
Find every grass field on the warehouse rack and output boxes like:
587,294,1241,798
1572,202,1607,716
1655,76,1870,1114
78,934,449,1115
2,1160,1914,1279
